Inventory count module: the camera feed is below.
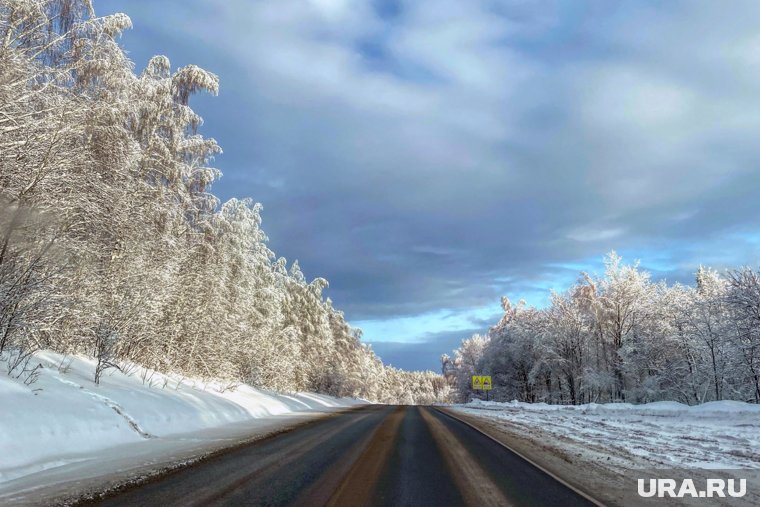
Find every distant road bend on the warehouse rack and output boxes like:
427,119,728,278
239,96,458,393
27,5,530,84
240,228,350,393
95,405,599,507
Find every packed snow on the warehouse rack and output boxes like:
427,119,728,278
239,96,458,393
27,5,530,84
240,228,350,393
0,350,363,503
452,399,760,469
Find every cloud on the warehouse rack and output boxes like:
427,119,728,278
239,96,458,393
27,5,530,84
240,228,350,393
567,226,626,243
101,0,760,369
370,327,483,372
356,304,503,344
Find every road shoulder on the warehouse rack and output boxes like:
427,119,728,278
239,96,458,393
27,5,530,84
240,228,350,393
440,407,651,507
0,407,364,507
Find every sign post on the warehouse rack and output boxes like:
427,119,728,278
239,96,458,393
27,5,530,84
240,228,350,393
471,375,492,401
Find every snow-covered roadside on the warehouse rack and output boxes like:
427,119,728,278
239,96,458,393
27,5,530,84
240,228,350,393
0,350,364,504
452,399,760,470
448,400,760,506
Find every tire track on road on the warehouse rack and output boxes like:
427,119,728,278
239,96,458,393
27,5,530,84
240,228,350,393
420,407,513,507
316,405,405,506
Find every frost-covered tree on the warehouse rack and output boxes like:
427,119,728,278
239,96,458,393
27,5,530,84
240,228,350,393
445,253,760,405
727,268,760,402
446,334,490,402
0,0,449,403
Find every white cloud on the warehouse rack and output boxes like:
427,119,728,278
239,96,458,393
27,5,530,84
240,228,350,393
567,226,625,243
356,303,502,344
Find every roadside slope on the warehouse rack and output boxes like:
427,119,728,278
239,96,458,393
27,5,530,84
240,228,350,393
0,350,363,504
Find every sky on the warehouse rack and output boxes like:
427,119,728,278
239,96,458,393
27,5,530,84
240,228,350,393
100,0,760,371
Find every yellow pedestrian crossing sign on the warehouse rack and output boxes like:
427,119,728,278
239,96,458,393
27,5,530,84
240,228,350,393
472,375,492,391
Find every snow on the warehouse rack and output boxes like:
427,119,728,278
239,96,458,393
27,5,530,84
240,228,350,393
0,350,363,503
452,399,760,469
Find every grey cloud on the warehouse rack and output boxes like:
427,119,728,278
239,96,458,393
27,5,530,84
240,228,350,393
370,327,484,372
102,1,760,365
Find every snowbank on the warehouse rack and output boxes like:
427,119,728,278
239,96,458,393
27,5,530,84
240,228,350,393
0,350,363,490
465,398,760,416
453,399,760,469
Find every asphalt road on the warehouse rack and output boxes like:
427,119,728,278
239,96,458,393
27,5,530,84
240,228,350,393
94,405,597,507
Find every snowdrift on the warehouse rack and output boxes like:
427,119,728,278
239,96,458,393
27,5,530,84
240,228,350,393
0,350,363,488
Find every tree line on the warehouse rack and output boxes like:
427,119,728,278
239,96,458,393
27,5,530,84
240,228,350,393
443,252,760,405
0,0,450,404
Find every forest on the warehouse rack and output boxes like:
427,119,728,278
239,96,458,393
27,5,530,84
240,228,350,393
0,0,450,404
444,252,760,405
5,1,760,410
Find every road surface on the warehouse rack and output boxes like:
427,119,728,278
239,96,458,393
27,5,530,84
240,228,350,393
92,405,597,507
